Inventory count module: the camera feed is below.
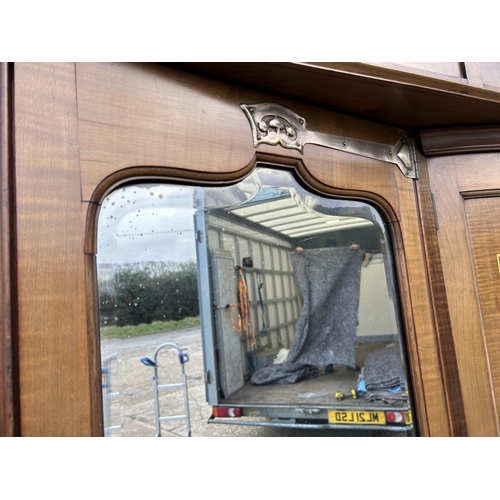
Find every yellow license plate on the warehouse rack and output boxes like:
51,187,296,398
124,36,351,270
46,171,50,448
329,410,386,425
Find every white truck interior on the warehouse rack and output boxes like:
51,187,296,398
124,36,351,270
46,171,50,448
196,167,411,427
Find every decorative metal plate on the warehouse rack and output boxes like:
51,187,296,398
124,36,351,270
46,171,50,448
241,102,418,179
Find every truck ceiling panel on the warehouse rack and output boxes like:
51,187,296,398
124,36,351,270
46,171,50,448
228,190,371,239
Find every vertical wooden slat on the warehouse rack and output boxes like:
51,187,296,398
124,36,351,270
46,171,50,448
0,62,17,436
415,158,467,436
15,63,91,436
83,200,104,436
393,165,452,436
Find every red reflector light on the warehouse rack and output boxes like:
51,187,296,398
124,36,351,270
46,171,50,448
213,406,241,418
385,411,405,425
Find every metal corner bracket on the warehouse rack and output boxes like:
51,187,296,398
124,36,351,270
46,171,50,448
240,102,418,179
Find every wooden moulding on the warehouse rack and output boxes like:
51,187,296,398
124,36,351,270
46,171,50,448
415,156,468,436
383,216,430,436
0,62,18,437
85,251,104,437
168,62,500,130
85,153,400,257
420,125,500,157
390,161,453,436
85,154,439,435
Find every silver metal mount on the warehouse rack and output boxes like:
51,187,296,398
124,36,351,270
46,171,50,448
240,102,418,179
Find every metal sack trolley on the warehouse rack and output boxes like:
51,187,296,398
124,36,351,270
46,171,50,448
102,352,121,437
141,342,191,437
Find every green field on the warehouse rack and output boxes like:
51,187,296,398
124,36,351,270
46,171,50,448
100,316,200,339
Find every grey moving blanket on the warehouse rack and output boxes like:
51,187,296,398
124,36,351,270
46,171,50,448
363,345,405,390
251,247,364,385
286,247,364,368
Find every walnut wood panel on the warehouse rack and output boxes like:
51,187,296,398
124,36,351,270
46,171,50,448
76,63,407,205
414,156,467,436
75,63,456,435
75,62,255,201
6,61,456,436
464,197,500,426
428,155,499,435
0,62,17,436
420,126,500,157
390,157,450,436
170,62,500,130
453,153,500,193
14,63,92,436
307,63,498,103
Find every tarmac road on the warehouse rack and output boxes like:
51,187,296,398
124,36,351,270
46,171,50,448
101,327,405,438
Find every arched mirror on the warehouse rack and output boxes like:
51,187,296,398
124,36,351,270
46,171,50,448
97,167,415,436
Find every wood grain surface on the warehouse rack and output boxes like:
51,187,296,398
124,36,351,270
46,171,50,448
76,63,406,204
390,158,451,436
170,62,500,130
11,61,478,436
420,126,500,157
0,62,17,436
76,64,452,436
14,63,92,436
464,197,500,431
429,154,500,436
415,155,467,436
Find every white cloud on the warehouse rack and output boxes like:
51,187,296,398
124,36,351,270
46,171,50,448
98,184,197,265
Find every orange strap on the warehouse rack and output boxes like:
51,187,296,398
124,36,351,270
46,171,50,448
214,269,256,349
237,268,256,349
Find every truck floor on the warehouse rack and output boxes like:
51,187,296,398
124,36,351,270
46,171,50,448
222,339,408,409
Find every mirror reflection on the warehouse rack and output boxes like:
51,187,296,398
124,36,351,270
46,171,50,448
97,167,415,436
